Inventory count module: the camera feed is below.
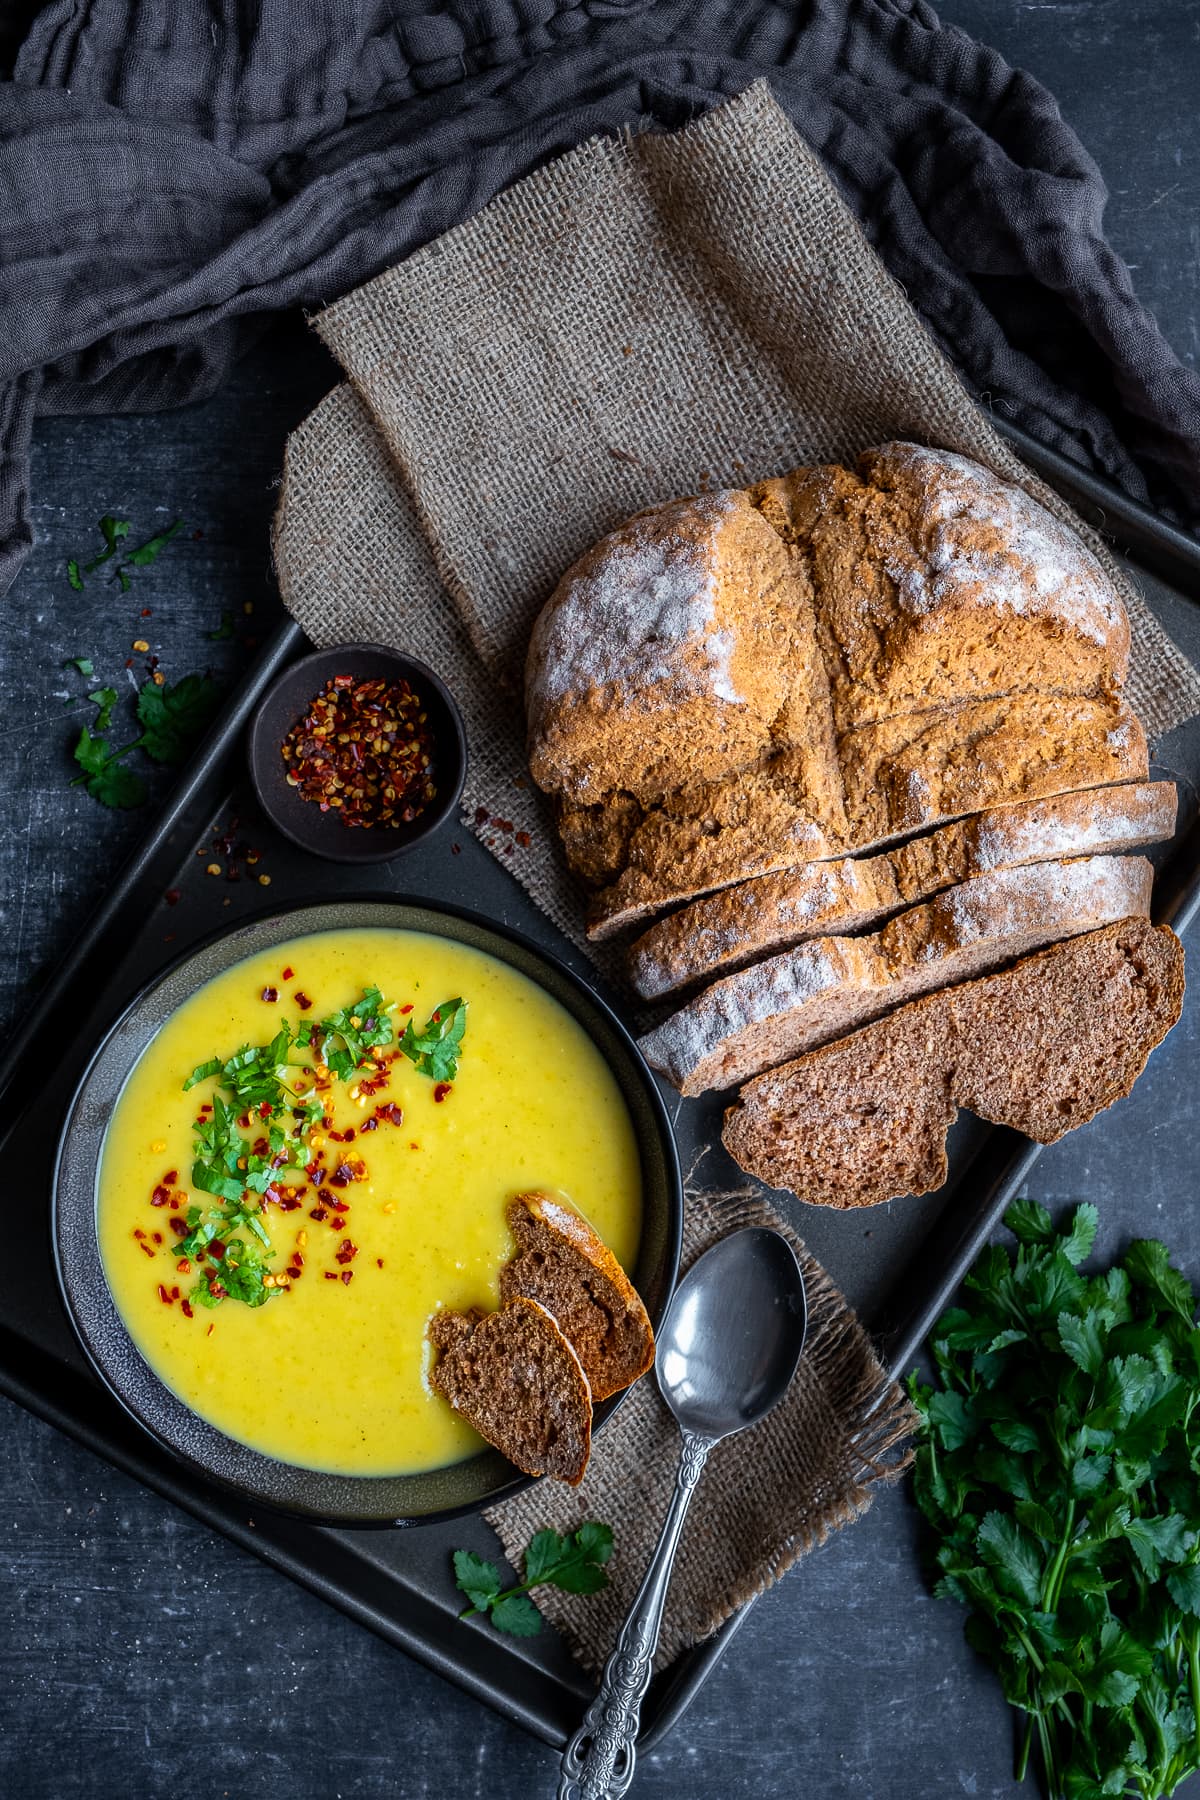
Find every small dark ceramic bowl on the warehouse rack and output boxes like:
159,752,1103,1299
247,644,467,864
53,898,681,1528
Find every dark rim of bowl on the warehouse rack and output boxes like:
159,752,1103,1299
52,895,682,1529
247,644,468,865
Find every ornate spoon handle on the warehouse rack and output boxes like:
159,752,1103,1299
557,1429,712,1800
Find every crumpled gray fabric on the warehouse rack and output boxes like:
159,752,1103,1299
2,0,1198,596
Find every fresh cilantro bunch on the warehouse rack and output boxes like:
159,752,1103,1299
454,1523,614,1636
400,998,467,1083
910,1201,1200,1800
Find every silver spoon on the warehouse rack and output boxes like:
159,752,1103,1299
558,1227,808,1800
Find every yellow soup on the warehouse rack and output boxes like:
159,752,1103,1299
98,928,643,1475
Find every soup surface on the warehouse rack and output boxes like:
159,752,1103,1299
98,927,643,1475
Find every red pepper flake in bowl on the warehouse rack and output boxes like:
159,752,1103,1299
279,675,437,831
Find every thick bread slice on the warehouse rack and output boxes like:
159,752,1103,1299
499,1191,655,1401
722,917,1185,1208
638,854,1153,1095
629,782,1177,1000
749,444,1131,732
428,1298,593,1485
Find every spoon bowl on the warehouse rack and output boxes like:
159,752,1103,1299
656,1228,808,1440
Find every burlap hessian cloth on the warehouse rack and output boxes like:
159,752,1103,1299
272,82,1200,1673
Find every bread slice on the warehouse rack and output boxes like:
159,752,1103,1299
629,781,1177,1000
638,854,1153,1095
498,1191,655,1401
722,917,1185,1208
750,444,1131,732
428,1298,593,1485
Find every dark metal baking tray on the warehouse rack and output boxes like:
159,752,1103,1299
1,421,1197,1753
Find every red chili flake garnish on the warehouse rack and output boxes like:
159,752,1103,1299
376,1258,384,1269
399,1004,414,1015
164,1170,178,1185
207,1239,226,1261
291,1252,304,1270
237,1113,251,1129
157,1285,173,1306
310,1167,326,1187
253,1137,269,1157
258,1101,272,1119
361,1117,378,1132
261,986,279,1003
474,805,488,823
178,1259,191,1274
433,1082,451,1104
207,1322,215,1336
275,1195,302,1213
171,1286,180,1300
169,1217,189,1238
152,1232,163,1245
151,1185,170,1207
294,991,313,1011
200,1103,212,1114
340,1270,353,1286
282,965,294,980
309,1205,329,1222
324,1271,338,1281
139,1243,155,1258
164,888,181,906
409,1141,420,1151
140,607,152,618
181,1299,193,1319
495,818,514,834
515,831,531,848
331,1195,350,1211
279,674,438,832
451,843,461,855
329,1163,354,1188
334,1238,358,1265
132,1228,146,1240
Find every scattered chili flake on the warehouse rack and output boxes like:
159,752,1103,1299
139,1242,155,1258
181,1299,193,1318
294,991,313,1011
205,862,221,876
399,1003,414,1016
169,1217,189,1238
207,1239,226,1261
151,1185,170,1207
335,1238,358,1265
133,638,150,653
163,1169,178,1185
258,875,271,887
340,1270,353,1286
279,674,437,831
310,1205,329,1222
324,1271,338,1281
157,1285,173,1305
164,888,181,906
261,986,278,1003
376,1258,384,1269
152,1232,163,1245
474,806,489,824
451,842,461,855
282,965,294,980
133,1228,146,1240
515,830,531,847
361,1117,378,1132
433,1082,452,1104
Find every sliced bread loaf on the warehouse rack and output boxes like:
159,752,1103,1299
629,781,1177,1000
638,854,1153,1095
498,1191,655,1402
722,917,1185,1208
428,1297,593,1485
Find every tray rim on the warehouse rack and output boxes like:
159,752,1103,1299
4,415,1200,1757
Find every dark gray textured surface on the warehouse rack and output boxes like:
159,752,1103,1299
2,7,1199,1795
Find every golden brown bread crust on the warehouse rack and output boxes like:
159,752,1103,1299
750,444,1130,732
525,489,837,809
428,1296,593,1485
499,1191,654,1401
722,918,1185,1208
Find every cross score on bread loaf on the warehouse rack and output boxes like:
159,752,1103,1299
524,443,1184,1209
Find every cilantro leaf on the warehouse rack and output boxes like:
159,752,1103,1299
208,610,235,641
87,687,118,732
123,518,183,568
66,560,83,592
83,515,131,572
400,998,468,1084
72,726,146,809
453,1522,612,1635
136,673,219,765
64,656,94,676
912,1200,1200,1800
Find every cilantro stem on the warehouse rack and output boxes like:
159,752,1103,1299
68,735,145,784
458,1575,538,1620
1040,1499,1077,1614
1189,1625,1200,1760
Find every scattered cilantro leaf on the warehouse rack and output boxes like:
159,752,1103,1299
64,656,94,676
136,673,219,765
83,515,131,573
401,998,467,1084
71,725,146,809
123,518,183,568
208,610,235,641
66,560,83,592
87,687,118,732
454,1523,613,1636
911,1202,1200,1800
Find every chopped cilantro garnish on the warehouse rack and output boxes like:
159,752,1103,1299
83,515,131,573
87,687,118,732
67,512,183,592
66,561,83,593
64,656,93,676
400,998,467,1084
124,519,183,568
